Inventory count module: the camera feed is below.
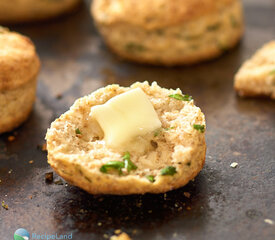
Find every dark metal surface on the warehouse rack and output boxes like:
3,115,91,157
1,0,275,239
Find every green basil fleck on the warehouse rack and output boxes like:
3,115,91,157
125,43,146,52
123,151,137,172
146,175,155,183
230,15,239,28
100,161,125,175
217,42,229,52
154,129,161,137
75,128,81,135
161,166,177,176
164,126,175,131
169,94,192,101
193,124,205,133
1,201,8,210
207,23,221,31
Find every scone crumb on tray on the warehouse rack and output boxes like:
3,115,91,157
230,162,238,168
264,219,274,225
110,232,131,240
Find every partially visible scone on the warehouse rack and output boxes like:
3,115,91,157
0,27,40,134
234,41,275,99
0,0,81,23
46,82,206,195
92,0,244,66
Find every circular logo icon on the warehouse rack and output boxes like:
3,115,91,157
14,228,30,240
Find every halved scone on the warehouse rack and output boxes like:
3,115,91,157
234,41,275,99
46,82,206,195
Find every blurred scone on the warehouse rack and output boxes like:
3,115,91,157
0,0,81,23
0,27,40,134
234,41,275,99
46,82,206,195
92,0,244,66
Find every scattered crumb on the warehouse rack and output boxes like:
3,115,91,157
230,162,238,168
173,232,178,238
1,200,8,210
8,136,15,142
264,219,274,225
103,234,109,239
148,210,153,213
233,151,241,156
97,222,102,226
131,230,137,235
8,169,12,174
184,192,191,198
29,160,34,164
45,172,53,183
42,143,47,151
186,206,191,211
110,232,131,240
38,143,47,152
56,93,63,100
28,195,33,199
114,229,121,235
54,180,64,185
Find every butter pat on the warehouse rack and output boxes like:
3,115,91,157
90,88,161,149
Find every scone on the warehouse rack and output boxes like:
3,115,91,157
92,0,244,66
234,41,275,99
0,0,81,23
46,82,206,195
0,27,40,134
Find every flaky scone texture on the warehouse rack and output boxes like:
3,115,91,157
46,82,206,195
92,0,244,65
0,0,81,23
0,27,40,133
234,41,275,99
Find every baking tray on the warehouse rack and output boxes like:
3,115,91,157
1,0,275,239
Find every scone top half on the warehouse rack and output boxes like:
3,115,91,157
0,27,40,91
0,27,40,134
46,82,206,195
92,0,244,65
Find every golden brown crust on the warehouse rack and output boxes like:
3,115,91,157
0,28,40,91
0,77,37,134
0,29,39,133
92,0,244,65
0,0,81,23
93,0,237,29
105,31,242,66
46,82,206,195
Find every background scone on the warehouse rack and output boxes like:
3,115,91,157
46,82,206,195
0,0,81,23
0,27,40,134
234,41,275,99
92,0,244,66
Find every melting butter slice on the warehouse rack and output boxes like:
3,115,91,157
90,88,161,149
